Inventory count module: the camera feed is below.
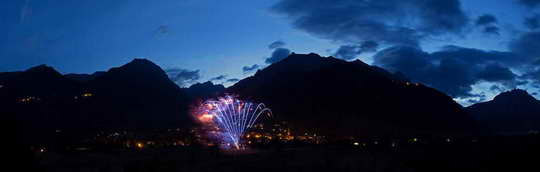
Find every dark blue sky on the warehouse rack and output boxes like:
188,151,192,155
1,0,539,105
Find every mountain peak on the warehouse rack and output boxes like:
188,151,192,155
128,58,154,65
285,53,323,61
185,81,225,99
24,64,63,78
189,81,224,89
493,89,537,102
230,52,476,137
106,58,166,77
90,58,178,92
121,58,160,70
466,89,540,134
26,64,59,73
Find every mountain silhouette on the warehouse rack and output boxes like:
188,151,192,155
64,72,105,83
0,65,83,144
1,55,484,143
85,59,191,129
0,65,81,98
0,59,193,144
183,81,225,100
467,89,540,135
229,53,478,138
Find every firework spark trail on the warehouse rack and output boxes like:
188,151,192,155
197,96,271,149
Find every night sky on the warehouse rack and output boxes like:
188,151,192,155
1,0,540,105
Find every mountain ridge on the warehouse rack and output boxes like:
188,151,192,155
229,53,478,137
0,59,193,144
466,89,540,134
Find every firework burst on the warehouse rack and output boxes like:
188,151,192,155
195,95,271,149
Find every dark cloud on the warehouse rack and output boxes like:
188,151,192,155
476,64,517,82
433,46,520,67
226,78,240,83
165,68,201,87
359,41,379,52
242,64,260,73
272,0,468,47
476,14,498,26
490,85,502,91
374,47,477,98
509,31,540,63
265,48,291,64
428,58,478,98
509,32,540,85
334,45,362,60
467,99,481,104
268,41,286,49
516,0,540,8
524,14,540,30
475,14,499,35
483,26,500,35
158,25,170,35
374,46,520,98
523,68,540,85
467,94,487,104
373,46,431,78
210,75,227,81
334,41,378,60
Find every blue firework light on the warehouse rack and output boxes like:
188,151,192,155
195,95,272,149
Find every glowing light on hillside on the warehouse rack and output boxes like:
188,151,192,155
82,93,94,97
136,142,144,149
18,96,39,103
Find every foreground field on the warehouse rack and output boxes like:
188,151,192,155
35,139,540,172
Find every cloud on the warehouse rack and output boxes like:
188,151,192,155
272,0,468,47
159,25,169,33
467,94,487,104
20,0,32,24
226,78,240,83
265,48,291,64
509,31,540,63
334,45,362,60
476,64,517,82
476,14,498,26
433,46,521,67
242,64,260,73
483,26,500,35
334,41,378,60
490,85,503,92
165,68,201,87
210,75,227,81
524,14,540,30
523,68,540,85
475,14,500,35
374,46,520,98
268,41,286,49
373,46,431,78
507,31,540,86
516,0,540,8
